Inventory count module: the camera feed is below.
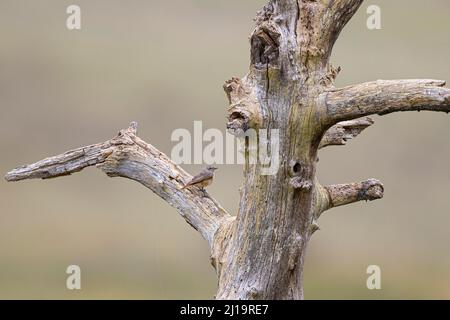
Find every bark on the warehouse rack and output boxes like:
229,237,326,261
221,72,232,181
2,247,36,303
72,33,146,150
5,0,450,300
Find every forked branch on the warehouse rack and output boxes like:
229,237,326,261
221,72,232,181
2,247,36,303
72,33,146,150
5,122,230,246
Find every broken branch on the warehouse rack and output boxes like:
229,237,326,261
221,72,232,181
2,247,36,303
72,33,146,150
319,117,374,149
5,122,231,246
324,179,384,210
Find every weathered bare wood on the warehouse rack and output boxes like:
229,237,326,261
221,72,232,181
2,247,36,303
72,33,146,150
297,0,364,71
224,77,262,136
216,1,450,300
5,123,230,246
324,179,384,210
319,117,374,149
325,0,365,43
324,80,450,123
5,0,450,300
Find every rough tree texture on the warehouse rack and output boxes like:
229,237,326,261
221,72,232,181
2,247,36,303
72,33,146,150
5,0,450,299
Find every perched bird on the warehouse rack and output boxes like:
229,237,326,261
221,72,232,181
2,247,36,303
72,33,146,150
182,166,218,194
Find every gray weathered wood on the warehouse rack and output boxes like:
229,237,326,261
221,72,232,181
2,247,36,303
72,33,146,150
324,179,384,209
6,123,230,246
324,79,450,123
5,0,450,300
319,117,374,149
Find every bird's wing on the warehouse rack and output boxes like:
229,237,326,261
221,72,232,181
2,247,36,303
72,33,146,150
186,170,213,186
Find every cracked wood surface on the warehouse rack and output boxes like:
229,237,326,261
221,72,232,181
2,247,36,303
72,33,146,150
319,117,374,149
6,123,230,246
5,0,450,300
324,179,384,209
324,79,450,123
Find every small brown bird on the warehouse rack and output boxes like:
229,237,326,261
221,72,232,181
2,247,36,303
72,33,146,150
182,166,218,194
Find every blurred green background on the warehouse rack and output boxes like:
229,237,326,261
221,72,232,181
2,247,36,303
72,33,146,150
1,0,449,299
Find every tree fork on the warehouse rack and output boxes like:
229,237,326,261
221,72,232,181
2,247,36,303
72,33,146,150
5,0,450,300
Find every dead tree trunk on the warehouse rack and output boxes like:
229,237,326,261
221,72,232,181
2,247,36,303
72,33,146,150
5,0,450,300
